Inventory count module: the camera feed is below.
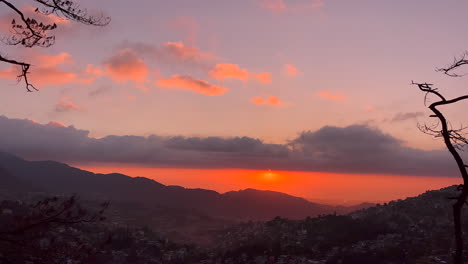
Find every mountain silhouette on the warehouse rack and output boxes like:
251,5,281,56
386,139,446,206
0,152,358,220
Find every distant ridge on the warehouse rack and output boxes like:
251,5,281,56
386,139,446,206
0,151,361,220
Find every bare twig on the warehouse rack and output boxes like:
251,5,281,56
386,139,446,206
0,0,109,91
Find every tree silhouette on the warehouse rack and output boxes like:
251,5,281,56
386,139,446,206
0,0,110,91
413,53,468,264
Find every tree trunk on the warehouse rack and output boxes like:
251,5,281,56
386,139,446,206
453,198,464,264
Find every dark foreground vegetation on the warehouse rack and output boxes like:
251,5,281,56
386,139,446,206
0,185,465,264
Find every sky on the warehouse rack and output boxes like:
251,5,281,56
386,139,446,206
1,0,468,204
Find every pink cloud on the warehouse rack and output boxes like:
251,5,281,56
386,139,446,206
103,49,149,84
251,95,284,106
317,91,347,102
0,65,77,88
0,52,99,88
0,67,17,80
117,41,216,68
31,67,77,86
55,97,81,112
252,72,272,84
163,41,214,62
157,75,228,96
0,5,70,30
35,52,74,67
209,64,272,84
85,64,104,76
22,5,70,25
259,0,287,12
47,121,67,127
284,64,301,77
259,0,324,12
209,63,250,82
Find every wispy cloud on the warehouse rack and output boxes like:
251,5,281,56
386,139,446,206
118,41,216,69
251,95,284,106
209,64,250,82
209,63,272,84
54,97,81,113
317,90,347,102
0,52,85,88
157,75,228,96
259,0,287,12
102,49,149,84
284,64,301,77
47,121,67,127
252,72,272,84
391,112,425,122
259,0,324,12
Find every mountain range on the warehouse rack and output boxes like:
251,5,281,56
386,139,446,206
0,152,368,222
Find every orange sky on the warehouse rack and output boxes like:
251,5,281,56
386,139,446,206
77,165,460,205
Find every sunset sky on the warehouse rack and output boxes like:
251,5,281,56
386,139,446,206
1,0,468,204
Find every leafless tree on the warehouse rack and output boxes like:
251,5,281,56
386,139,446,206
0,0,110,91
413,53,468,264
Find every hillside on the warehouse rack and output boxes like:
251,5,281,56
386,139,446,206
0,152,350,221
211,186,462,263
0,180,461,263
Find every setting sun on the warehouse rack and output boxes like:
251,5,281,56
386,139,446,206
262,170,278,181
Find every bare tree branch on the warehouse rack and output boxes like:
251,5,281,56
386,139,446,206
437,52,468,77
413,55,468,263
0,0,109,91
0,55,36,92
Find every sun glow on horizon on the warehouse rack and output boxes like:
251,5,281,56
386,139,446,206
73,165,461,205
261,170,279,181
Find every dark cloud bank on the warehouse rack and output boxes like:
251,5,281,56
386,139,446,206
0,116,461,177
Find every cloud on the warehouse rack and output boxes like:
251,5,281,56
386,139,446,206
102,49,149,84
287,125,460,176
209,64,250,82
391,112,425,122
0,5,70,32
47,121,67,127
54,97,80,112
0,67,18,80
0,65,77,88
0,52,95,88
252,72,272,84
118,41,215,68
209,63,272,84
156,75,228,96
251,96,284,106
259,0,287,12
317,90,347,102
164,41,215,62
117,42,271,85
259,0,324,12
22,5,70,25
284,64,301,77
0,116,460,177
85,64,104,76
31,67,77,87
35,52,74,67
